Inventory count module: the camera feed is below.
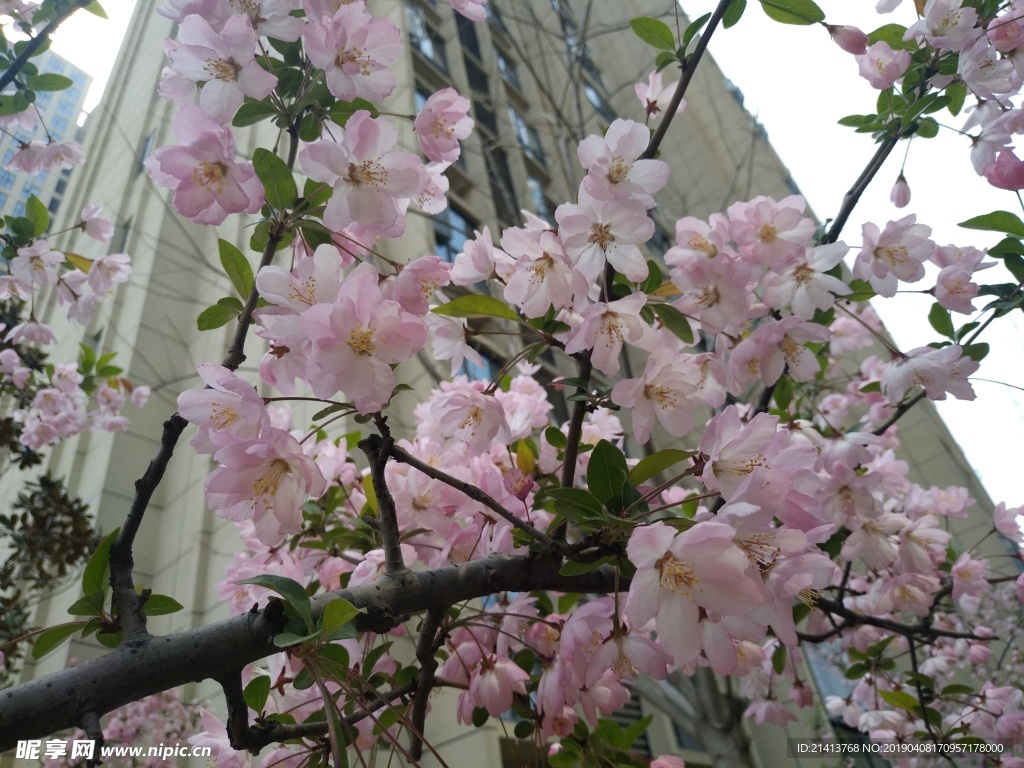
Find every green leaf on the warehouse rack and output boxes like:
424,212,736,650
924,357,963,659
233,99,278,127
237,575,312,629
619,715,654,751
26,195,48,236
67,589,106,616
771,642,787,674
32,623,85,660
914,117,939,139
142,593,184,616
868,23,912,50
545,426,568,450
431,294,520,322
82,528,120,596
759,0,824,25
273,631,318,648
723,0,747,28
629,17,676,50
654,50,677,73
586,440,629,505
84,1,108,18
471,706,489,727
962,342,989,362
545,487,605,523
940,684,974,696
513,720,534,739
773,374,794,410
844,279,876,302
629,449,695,485
548,751,580,768
652,303,694,344
252,148,297,211
1000,253,1024,283
219,239,255,299
838,114,872,127
559,556,616,576
320,597,360,639
928,302,954,339
244,676,271,713
197,302,241,331
844,662,869,679
681,12,712,49
328,98,379,127
959,211,1024,238
879,689,922,712
26,73,73,91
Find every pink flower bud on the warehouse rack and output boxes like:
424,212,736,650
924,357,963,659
890,174,911,208
827,24,869,55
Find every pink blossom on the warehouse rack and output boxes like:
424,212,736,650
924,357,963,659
300,111,427,238
468,655,530,717
827,24,869,55
611,347,700,443
556,190,653,283
745,700,798,727
905,0,979,52
577,118,669,207
393,255,452,315
451,226,513,284
256,243,346,312
983,149,1024,190
564,293,652,377
414,87,474,164
430,383,511,455
854,215,933,297
727,194,815,267
988,5,1024,52
880,345,979,402
728,316,830,388
145,105,263,225
167,14,277,124
205,427,327,544
856,41,911,90
304,263,427,413
935,262,982,314
11,240,63,286
502,227,580,318
177,364,270,453
952,552,988,603
229,0,305,42
635,70,686,119
79,204,114,243
669,252,759,335
760,241,851,320
5,140,85,174
302,2,401,103
585,633,671,687
994,502,1024,542
651,757,686,768
624,520,763,665
88,253,133,294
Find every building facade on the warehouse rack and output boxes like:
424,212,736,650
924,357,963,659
0,49,91,218
1,1,1015,767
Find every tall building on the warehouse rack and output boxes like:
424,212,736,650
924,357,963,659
0,49,91,218
1,1,1016,766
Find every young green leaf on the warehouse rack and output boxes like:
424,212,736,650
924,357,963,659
252,148,297,211
723,0,747,27
142,593,185,616
219,239,255,299
197,302,241,331
927,302,954,339
630,17,676,50
26,195,48,236
320,597,361,639
431,294,520,321
959,211,1024,238
759,0,825,25
628,449,695,486
32,623,86,660
237,574,312,629
82,528,120,596
243,676,271,713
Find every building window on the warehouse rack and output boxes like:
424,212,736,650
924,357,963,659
526,177,555,225
49,58,66,75
35,91,52,107
0,191,8,209
0,169,16,190
495,48,521,90
22,183,41,201
407,5,448,74
71,71,88,88
56,98,74,116
47,196,61,213
433,204,474,263
456,15,482,60
111,218,132,254
136,130,156,177
50,115,70,137
464,55,489,96
486,148,518,226
65,87,81,104
459,347,497,382
486,2,508,33
508,106,545,167
583,81,616,123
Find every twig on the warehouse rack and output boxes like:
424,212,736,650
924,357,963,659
872,391,926,436
215,670,251,751
824,134,900,244
409,609,444,760
0,0,93,92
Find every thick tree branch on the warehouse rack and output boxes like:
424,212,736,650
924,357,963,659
215,670,251,751
0,554,618,748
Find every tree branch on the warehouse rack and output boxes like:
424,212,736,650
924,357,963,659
0,554,618,747
409,609,444,761
215,669,251,751
823,133,899,245
389,442,567,555
360,428,406,575
0,0,93,92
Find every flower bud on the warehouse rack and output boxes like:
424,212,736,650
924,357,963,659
890,173,911,208
827,24,869,55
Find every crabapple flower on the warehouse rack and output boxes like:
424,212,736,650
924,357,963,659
905,0,979,52
430,384,511,455
670,253,759,335
556,190,653,282
206,427,326,544
5,140,85,174
610,347,700,443
11,240,63,286
88,253,133,294
167,15,277,124
880,345,979,402
79,204,114,242
256,243,346,312
177,364,270,452
760,241,851,319
229,0,305,42
302,2,401,103
983,149,1024,190
624,521,763,664
468,655,530,717
934,262,982,314
698,407,783,500
300,111,427,238
451,227,514,284
651,757,686,768
502,227,580,318
994,503,1024,542
577,118,669,207
563,293,652,377
951,552,988,603
853,215,933,297
145,105,263,225
727,194,815,267
856,42,911,90
635,70,686,119
449,0,488,21
414,88,474,163
304,263,427,413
